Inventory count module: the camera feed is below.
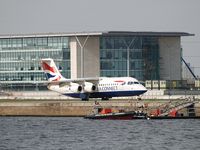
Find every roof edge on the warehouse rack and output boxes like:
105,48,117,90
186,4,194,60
103,31,194,37
0,31,194,39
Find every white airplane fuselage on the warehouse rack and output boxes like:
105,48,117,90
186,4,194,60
48,77,147,99
41,58,147,100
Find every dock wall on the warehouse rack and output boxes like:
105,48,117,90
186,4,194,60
0,100,200,117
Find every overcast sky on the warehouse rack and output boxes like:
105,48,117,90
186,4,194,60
0,0,200,75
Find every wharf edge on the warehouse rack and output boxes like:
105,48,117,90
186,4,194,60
0,99,200,117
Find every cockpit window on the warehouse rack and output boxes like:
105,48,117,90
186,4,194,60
127,81,140,85
128,81,134,85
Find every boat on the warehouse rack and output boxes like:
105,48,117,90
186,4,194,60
84,107,148,120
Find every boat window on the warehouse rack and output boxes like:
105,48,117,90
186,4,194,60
134,82,139,84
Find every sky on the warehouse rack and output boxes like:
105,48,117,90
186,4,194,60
0,0,200,75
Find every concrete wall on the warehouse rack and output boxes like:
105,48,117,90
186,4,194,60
0,100,199,116
70,36,100,78
159,37,181,80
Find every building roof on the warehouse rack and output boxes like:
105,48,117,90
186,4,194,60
0,31,194,38
103,31,194,37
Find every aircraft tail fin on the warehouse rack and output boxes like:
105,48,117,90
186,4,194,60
41,58,66,82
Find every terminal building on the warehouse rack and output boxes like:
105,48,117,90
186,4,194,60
0,31,194,90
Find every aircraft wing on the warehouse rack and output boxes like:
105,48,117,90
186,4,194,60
49,77,100,87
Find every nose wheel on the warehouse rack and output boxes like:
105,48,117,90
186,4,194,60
137,96,142,101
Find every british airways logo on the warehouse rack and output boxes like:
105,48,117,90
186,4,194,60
114,80,125,85
46,73,56,79
42,61,61,81
42,62,56,73
114,80,125,83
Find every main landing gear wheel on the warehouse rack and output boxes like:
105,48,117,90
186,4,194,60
101,97,109,101
81,98,89,101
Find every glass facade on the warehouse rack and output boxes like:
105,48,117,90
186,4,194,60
0,36,70,89
100,36,159,81
0,34,161,91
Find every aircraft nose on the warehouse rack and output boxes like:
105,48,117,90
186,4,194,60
142,86,147,93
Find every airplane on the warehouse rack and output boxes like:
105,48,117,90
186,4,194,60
41,58,147,101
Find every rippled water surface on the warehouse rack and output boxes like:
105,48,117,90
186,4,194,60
0,117,200,150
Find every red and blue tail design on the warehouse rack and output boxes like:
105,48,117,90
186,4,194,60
41,58,66,82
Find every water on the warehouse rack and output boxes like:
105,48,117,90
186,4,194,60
0,117,200,150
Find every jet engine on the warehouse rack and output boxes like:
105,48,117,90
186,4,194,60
70,83,82,92
84,82,96,92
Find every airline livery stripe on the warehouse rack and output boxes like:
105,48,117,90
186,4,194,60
46,73,55,79
42,62,55,73
114,80,125,82
52,75,61,81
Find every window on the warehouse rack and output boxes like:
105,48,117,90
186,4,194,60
100,36,159,80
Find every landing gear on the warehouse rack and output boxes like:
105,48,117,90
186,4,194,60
137,96,142,101
81,98,89,101
101,97,109,101
80,93,89,101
